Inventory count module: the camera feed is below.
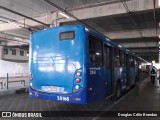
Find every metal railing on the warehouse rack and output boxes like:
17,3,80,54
0,73,28,89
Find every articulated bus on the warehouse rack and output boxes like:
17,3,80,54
29,25,140,104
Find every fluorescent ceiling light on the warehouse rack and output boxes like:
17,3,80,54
14,37,22,40
8,21,20,27
59,12,70,19
159,0,160,6
152,60,155,64
96,52,100,55
118,45,122,48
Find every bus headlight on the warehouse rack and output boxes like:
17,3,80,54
29,77,33,81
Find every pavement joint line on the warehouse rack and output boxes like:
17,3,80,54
92,76,149,120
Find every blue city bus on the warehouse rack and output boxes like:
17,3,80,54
29,25,140,104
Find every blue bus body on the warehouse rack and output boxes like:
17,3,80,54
146,65,150,73
29,25,139,104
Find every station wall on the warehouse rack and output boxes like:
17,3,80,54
0,60,28,77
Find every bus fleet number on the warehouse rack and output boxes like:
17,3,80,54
90,70,96,75
57,96,69,101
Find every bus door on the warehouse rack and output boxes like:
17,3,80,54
104,45,113,97
126,54,130,89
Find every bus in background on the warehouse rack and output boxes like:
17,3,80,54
29,25,142,104
140,64,151,73
146,65,150,73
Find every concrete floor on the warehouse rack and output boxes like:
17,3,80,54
95,77,160,120
0,76,159,120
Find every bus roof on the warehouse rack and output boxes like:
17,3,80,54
31,25,142,60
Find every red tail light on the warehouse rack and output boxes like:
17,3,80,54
76,79,80,83
72,98,76,100
73,90,77,93
71,97,81,101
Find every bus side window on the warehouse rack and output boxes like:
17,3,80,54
120,52,125,67
89,35,103,66
114,48,120,67
130,56,135,67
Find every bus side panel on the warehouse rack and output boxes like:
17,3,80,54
113,49,127,94
107,69,112,94
85,32,106,103
114,66,127,92
87,67,106,103
130,67,136,86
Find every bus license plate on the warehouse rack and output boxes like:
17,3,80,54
42,86,57,92
48,86,57,91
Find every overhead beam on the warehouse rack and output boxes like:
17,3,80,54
140,56,158,62
138,53,158,62
138,53,158,56
0,32,29,40
0,36,29,44
122,42,158,48
104,28,160,39
140,56,158,59
113,37,159,43
130,48,158,53
58,0,157,23
0,5,50,27
0,0,157,32
0,13,54,32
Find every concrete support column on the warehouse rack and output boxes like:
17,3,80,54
0,46,3,60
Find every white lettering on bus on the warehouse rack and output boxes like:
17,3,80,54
57,96,69,101
90,70,96,75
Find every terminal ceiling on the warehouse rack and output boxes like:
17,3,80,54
0,0,159,62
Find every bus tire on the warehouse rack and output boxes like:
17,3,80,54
116,82,122,99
